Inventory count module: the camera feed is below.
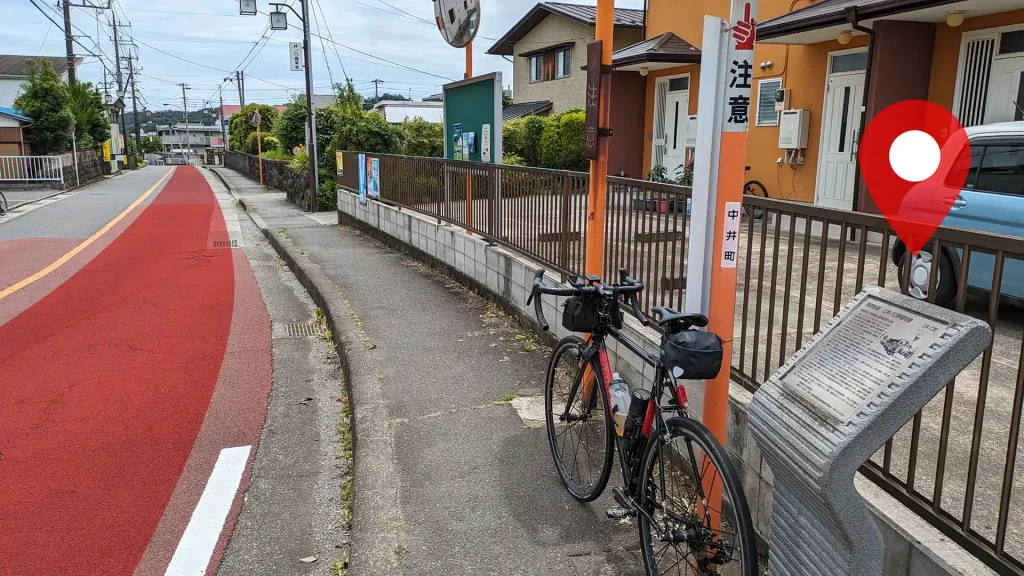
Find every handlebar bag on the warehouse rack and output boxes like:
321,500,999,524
660,330,723,379
561,296,623,333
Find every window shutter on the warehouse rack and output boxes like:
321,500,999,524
756,78,782,127
955,35,996,128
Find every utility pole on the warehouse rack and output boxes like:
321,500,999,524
240,71,247,106
62,1,77,85
112,13,129,166
128,55,141,158
371,78,384,101
179,83,191,164
220,88,227,159
301,0,319,211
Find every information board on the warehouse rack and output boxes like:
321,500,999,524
442,72,503,164
780,298,946,422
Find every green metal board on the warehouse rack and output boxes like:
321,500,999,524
443,71,502,164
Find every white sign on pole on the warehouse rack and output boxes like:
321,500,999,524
481,124,491,163
289,42,303,72
720,201,741,268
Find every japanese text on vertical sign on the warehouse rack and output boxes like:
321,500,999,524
724,1,756,132
584,41,603,160
721,201,742,268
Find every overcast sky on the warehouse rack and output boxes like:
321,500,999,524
3,0,644,115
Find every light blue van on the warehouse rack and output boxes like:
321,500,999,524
891,121,1024,306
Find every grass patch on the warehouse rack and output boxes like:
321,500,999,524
493,394,517,406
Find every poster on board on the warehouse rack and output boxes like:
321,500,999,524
368,157,380,198
453,123,463,160
357,153,367,205
335,151,344,177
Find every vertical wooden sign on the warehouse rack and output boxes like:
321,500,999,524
584,40,603,160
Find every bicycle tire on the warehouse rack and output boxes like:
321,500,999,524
0,191,7,217
637,417,758,576
742,180,767,221
545,336,614,502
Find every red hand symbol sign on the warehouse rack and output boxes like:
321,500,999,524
733,3,756,51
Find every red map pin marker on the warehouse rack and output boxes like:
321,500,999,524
858,100,973,255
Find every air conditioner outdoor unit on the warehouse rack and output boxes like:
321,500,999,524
779,109,810,149
684,115,698,148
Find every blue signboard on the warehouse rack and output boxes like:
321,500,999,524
357,153,367,205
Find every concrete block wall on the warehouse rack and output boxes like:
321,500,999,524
337,190,997,576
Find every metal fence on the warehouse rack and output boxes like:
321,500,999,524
736,195,1024,575
0,155,64,182
340,151,1024,574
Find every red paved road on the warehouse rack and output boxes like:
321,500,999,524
0,167,271,575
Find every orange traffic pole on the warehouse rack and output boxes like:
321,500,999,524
465,42,474,235
583,0,614,279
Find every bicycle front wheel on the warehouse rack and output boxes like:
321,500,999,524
545,336,614,502
0,191,7,216
638,417,758,576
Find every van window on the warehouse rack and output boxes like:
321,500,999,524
975,145,1024,196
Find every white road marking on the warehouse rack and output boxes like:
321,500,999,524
164,446,252,576
0,190,83,225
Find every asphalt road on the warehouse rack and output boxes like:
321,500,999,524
0,167,285,575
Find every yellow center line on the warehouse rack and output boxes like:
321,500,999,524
0,167,175,301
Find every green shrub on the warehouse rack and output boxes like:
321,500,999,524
245,131,279,156
273,96,308,152
290,149,310,173
230,104,279,153
400,117,443,157
502,118,527,159
539,118,561,169
263,135,282,152
520,115,547,167
556,111,587,172
502,152,525,166
263,149,292,161
317,180,337,211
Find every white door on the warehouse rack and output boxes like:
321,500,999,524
815,72,865,210
984,56,1024,124
663,91,690,179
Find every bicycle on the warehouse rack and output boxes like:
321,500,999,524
0,190,7,217
743,167,767,221
528,269,757,576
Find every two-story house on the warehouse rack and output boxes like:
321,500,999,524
616,0,1024,212
157,125,223,164
487,2,650,177
0,55,81,109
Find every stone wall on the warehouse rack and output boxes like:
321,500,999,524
62,148,105,188
226,150,315,209
335,189,999,576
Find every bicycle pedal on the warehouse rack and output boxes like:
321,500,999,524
605,507,631,519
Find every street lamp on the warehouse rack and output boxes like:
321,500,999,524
270,8,288,30
239,0,257,16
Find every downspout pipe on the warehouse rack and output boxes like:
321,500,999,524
846,7,874,213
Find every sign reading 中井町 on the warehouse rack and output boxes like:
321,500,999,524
290,42,303,72
723,0,755,133
720,201,741,268
584,41,603,160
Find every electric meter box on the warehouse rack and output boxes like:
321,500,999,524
779,109,810,149
684,115,698,149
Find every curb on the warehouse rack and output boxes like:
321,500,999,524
208,163,362,573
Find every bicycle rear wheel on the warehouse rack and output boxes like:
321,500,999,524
0,191,7,216
638,417,758,576
742,181,766,220
545,336,614,502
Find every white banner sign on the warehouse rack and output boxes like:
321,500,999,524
720,201,741,268
289,42,303,72
723,0,755,133
481,124,491,163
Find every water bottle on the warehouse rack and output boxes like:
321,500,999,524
608,373,631,437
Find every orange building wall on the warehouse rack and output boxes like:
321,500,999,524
928,9,1024,110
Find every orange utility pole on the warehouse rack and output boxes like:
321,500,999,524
583,0,614,278
703,0,757,449
465,42,474,234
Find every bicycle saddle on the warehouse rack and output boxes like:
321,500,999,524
652,306,708,329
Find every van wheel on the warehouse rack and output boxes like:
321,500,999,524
898,248,957,307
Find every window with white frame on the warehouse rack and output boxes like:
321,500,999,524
756,78,783,127
529,55,542,82
555,47,571,78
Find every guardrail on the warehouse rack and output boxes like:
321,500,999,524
339,151,1024,574
0,155,64,182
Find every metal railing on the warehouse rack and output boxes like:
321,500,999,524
0,155,64,182
340,151,1024,574
737,195,1024,575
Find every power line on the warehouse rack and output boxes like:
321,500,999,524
313,0,347,80
309,0,334,89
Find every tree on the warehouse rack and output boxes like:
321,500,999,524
67,81,109,149
141,135,162,154
229,103,279,153
273,95,308,153
362,92,410,110
502,91,513,108
400,117,442,158
14,59,75,155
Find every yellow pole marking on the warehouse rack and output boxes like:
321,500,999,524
0,167,175,301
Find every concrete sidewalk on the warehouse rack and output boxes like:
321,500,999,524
211,167,642,575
